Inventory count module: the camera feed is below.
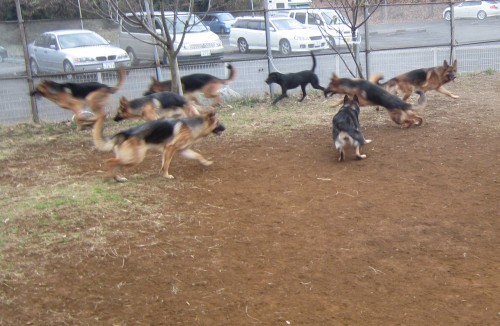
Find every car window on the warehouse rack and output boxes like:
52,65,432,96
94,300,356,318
122,17,148,33
233,20,248,28
321,11,340,25
247,21,261,30
58,32,108,49
272,18,305,30
35,35,48,48
47,35,58,49
218,13,234,21
164,15,207,33
307,13,320,25
295,13,306,24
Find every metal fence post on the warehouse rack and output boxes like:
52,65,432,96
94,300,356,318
15,0,39,124
364,1,371,80
450,0,456,62
264,4,275,99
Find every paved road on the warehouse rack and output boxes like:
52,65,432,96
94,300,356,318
1,17,499,77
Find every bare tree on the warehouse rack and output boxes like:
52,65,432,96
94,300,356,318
323,0,383,78
89,0,212,94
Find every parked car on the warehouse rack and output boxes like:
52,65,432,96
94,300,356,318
287,9,357,47
443,0,500,20
229,16,327,55
28,29,130,75
119,11,224,66
0,46,7,63
202,12,236,34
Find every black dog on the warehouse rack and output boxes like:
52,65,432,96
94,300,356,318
265,52,330,105
332,95,372,161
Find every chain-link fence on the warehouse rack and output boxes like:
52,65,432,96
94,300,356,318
0,1,499,125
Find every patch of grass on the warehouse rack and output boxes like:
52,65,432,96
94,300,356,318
483,68,496,75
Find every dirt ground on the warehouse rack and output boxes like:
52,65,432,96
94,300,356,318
0,73,499,325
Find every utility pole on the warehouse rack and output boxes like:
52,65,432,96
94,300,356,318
15,0,39,124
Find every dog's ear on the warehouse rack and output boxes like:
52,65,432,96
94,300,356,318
119,96,128,104
352,95,359,104
343,95,350,105
443,60,449,68
452,59,457,68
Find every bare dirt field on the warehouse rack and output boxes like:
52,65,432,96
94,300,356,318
0,73,499,325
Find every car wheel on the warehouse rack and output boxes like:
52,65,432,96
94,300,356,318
30,59,39,75
328,36,336,48
161,52,169,66
444,11,451,21
477,10,487,20
220,27,225,34
126,48,139,66
63,60,75,79
238,38,249,53
279,39,291,55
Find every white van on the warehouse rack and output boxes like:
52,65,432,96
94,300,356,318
287,9,358,48
119,12,224,65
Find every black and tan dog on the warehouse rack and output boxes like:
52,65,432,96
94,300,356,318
370,60,459,100
144,64,236,107
93,109,225,182
327,74,427,128
333,95,372,161
30,68,126,129
265,52,330,105
113,91,199,122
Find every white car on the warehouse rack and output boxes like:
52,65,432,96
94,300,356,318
287,9,356,47
119,12,224,65
443,0,500,20
28,29,130,75
229,16,327,55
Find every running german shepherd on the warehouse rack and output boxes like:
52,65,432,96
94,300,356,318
92,110,225,182
327,74,427,128
333,95,372,161
30,68,126,129
113,92,199,122
143,64,237,107
370,60,458,100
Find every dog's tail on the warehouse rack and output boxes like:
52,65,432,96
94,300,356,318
310,52,317,73
109,67,127,94
92,113,117,152
369,73,384,85
221,64,237,84
143,77,159,96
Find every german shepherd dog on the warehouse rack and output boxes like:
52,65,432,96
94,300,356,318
113,92,199,122
92,110,225,182
333,95,372,161
327,74,427,128
30,68,126,129
370,60,458,100
143,64,237,107
265,52,331,105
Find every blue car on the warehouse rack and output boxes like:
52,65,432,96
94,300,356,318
202,13,236,34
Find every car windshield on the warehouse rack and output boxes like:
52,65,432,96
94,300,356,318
272,18,305,30
57,32,108,49
218,13,234,21
321,11,342,25
164,15,207,33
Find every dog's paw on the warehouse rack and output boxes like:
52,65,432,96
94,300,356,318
365,139,372,144
451,94,459,99
163,174,175,179
114,176,128,183
201,160,213,166
356,154,367,160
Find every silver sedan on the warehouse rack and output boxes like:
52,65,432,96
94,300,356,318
28,29,130,75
